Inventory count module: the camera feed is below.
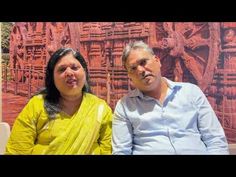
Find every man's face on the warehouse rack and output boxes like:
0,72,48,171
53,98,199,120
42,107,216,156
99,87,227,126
125,48,162,92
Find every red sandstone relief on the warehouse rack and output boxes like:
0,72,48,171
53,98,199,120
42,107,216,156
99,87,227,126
2,22,236,143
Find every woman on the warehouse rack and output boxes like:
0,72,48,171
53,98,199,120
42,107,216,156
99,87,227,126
5,48,112,155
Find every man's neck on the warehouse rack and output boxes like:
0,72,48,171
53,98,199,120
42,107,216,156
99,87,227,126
143,78,169,104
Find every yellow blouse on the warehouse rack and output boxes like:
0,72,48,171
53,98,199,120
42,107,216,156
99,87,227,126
5,93,112,155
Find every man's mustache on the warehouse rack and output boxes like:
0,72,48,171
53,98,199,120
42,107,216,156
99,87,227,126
141,72,153,79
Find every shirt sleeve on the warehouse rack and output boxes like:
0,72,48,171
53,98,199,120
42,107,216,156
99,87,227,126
112,99,133,155
5,96,40,154
98,103,113,155
192,84,229,154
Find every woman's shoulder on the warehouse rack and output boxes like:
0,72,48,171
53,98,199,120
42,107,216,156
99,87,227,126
84,93,110,107
29,94,45,104
84,92,104,102
20,94,45,115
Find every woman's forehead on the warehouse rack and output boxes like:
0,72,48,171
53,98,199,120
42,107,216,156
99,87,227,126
57,54,80,64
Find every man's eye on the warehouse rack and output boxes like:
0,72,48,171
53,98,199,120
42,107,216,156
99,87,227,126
139,59,147,66
130,66,136,72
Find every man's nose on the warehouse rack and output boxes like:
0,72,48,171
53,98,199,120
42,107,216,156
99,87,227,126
137,65,145,73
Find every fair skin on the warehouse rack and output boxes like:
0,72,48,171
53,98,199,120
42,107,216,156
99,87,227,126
125,48,169,104
54,52,86,116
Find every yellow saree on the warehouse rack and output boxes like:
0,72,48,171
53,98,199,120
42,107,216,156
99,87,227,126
5,93,112,155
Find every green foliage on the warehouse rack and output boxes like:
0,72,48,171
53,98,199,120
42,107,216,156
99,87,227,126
1,22,13,53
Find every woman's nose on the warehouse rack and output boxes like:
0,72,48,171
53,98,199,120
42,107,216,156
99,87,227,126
65,68,73,76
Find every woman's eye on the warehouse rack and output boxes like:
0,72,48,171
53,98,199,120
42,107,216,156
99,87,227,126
71,65,80,70
58,67,66,72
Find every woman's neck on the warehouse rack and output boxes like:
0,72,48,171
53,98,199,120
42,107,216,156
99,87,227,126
59,92,83,116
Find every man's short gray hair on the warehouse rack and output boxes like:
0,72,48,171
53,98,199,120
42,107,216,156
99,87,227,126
121,40,154,68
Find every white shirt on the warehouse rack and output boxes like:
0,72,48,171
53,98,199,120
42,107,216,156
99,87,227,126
112,78,229,155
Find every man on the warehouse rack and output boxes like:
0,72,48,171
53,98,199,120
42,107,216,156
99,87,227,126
112,40,229,155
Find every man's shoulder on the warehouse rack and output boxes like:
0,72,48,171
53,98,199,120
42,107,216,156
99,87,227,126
177,81,197,87
171,80,199,90
116,89,139,106
122,89,139,99
169,81,204,98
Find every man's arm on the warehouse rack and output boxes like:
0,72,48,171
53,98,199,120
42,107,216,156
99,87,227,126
193,85,229,154
99,104,113,155
112,100,133,155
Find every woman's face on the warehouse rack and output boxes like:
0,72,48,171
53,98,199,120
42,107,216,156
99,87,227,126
53,52,86,98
